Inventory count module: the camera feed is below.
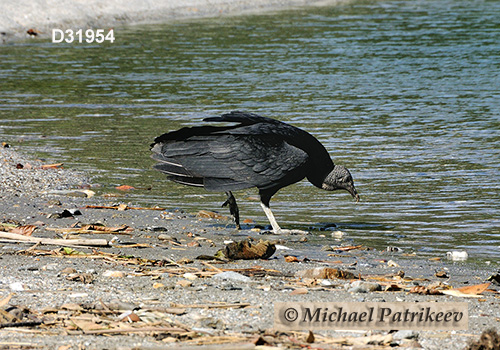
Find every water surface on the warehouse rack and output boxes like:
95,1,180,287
1,0,499,261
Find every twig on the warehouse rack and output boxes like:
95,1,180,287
170,302,251,309
201,261,224,273
81,326,188,335
84,205,166,211
329,245,363,252
0,321,42,329
0,232,108,247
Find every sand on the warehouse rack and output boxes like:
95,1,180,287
0,145,499,349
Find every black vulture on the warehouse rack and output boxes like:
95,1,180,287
151,111,359,234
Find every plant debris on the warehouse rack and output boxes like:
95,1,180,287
215,238,276,260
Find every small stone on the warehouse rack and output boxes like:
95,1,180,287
435,270,449,278
290,288,308,295
59,267,77,275
212,271,250,282
195,316,224,329
176,280,192,288
182,273,198,280
446,251,468,261
176,257,193,264
9,282,25,291
148,226,168,232
158,234,176,241
42,263,59,271
393,330,418,340
103,270,126,278
387,260,400,267
68,293,88,299
284,255,299,262
105,300,138,311
118,310,141,322
153,282,165,289
331,230,344,238
218,282,242,291
346,280,382,293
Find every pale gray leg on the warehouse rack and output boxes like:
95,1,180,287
259,202,309,235
260,202,282,232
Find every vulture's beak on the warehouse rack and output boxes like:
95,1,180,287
348,185,360,203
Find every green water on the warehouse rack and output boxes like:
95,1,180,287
1,0,499,260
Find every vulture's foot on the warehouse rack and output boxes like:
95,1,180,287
222,191,241,229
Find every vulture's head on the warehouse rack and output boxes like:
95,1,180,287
322,165,359,202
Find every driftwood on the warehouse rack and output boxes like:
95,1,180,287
84,205,166,211
0,232,109,247
80,326,188,335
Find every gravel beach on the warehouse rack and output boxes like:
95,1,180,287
0,146,499,349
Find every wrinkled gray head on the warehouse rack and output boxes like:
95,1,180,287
322,165,359,202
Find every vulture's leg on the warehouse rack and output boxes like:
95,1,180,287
222,191,241,229
259,202,309,235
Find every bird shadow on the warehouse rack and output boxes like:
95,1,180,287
203,222,394,236
311,222,395,231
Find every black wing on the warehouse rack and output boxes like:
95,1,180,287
151,113,310,192
209,111,335,187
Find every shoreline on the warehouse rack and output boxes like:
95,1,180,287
0,145,499,349
1,0,346,44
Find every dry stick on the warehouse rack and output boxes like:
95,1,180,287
84,205,166,211
0,232,109,247
170,302,251,309
0,321,43,329
200,261,224,273
173,342,256,350
81,326,188,335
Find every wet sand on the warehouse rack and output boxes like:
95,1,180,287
0,145,499,349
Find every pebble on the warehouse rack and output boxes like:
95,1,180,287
177,280,193,288
42,263,59,271
331,230,345,238
218,282,242,291
392,330,418,340
103,270,126,278
106,299,138,311
212,271,251,282
117,310,141,322
387,260,400,267
68,293,88,298
182,273,198,280
195,316,225,329
345,280,382,293
275,244,292,250
446,251,468,261
9,282,25,291
158,234,177,242
147,226,168,232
